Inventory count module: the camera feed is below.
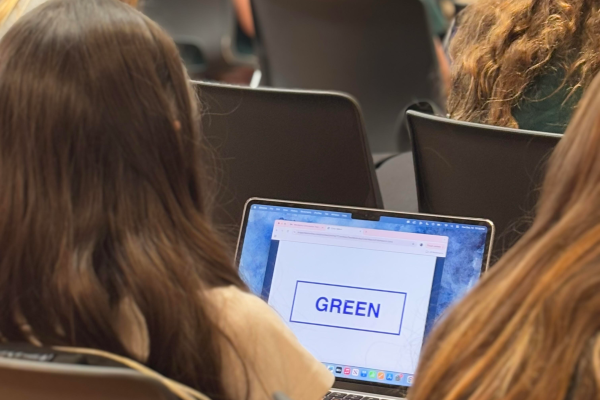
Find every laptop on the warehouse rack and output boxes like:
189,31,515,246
235,199,494,399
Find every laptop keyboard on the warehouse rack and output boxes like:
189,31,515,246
324,391,384,400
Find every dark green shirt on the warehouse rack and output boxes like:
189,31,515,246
421,0,448,36
512,70,582,133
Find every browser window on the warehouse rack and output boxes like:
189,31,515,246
262,220,449,379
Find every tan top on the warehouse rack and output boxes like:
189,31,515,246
115,286,333,400
208,286,334,400
19,283,332,399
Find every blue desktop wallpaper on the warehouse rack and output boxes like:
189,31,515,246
238,206,488,324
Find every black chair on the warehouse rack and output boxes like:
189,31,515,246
376,153,418,213
143,0,255,76
407,110,561,262
196,81,382,241
250,0,441,153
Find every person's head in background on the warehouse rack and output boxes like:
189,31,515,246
447,0,600,133
409,70,600,400
0,0,139,39
0,0,245,398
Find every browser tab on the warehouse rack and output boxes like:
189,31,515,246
271,221,448,257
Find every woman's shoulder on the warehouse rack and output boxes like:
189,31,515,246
207,284,265,308
206,285,312,354
206,286,334,400
207,285,284,328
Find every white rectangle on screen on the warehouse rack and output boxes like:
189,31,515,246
267,239,437,374
290,281,407,335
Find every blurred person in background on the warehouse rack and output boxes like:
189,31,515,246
0,0,138,39
0,0,333,399
409,70,600,400
447,0,599,133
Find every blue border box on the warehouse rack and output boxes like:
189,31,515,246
289,281,407,336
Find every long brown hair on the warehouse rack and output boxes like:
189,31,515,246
410,71,600,400
0,1,244,399
448,0,600,127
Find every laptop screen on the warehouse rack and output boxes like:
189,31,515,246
237,202,490,388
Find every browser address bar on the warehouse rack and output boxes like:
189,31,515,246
293,230,418,247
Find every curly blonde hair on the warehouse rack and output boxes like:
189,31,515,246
448,0,600,127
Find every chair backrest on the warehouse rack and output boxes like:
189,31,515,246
407,110,561,261
143,0,234,74
196,81,382,240
251,0,441,153
0,357,178,400
376,152,418,213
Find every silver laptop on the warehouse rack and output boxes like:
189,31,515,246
235,199,494,399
